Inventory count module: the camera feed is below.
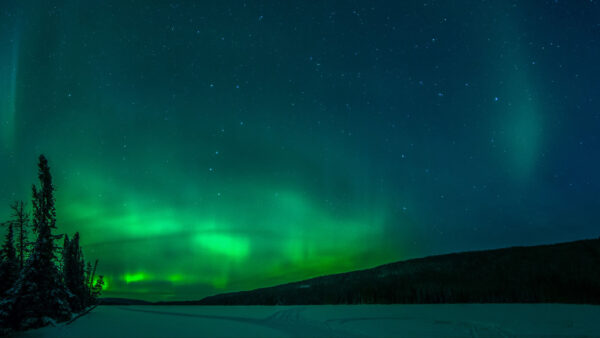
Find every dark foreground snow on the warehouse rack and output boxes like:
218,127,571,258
15,304,600,337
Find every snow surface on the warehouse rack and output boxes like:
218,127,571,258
16,304,600,337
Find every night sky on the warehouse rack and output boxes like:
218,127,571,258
1,1,599,301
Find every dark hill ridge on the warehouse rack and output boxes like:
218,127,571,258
191,238,600,305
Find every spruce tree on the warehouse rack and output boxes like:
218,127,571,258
85,261,92,288
89,259,98,291
63,232,88,312
62,234,75,307
78,246,91,307
91,275,104,298
0,221,18,296
10,201,29,271
62,234,71,273
0,155,72,329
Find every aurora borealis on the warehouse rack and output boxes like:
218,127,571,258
1,1,599,301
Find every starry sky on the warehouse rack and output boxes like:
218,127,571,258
1,1,599,301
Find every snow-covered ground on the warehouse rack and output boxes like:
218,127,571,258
16,304,600,337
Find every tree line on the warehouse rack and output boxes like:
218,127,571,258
0,155,103,332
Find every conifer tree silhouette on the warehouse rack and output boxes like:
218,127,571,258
63,232,90,312
10,201,29,271
0,220,18,296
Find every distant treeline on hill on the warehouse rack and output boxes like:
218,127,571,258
188,238,600,305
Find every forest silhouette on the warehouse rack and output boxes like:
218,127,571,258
0,155,103,332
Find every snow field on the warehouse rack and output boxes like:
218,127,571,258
17,304,600,337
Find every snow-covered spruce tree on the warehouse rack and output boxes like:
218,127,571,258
63,232,89,312
0,220,18,296
0,155,72,330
